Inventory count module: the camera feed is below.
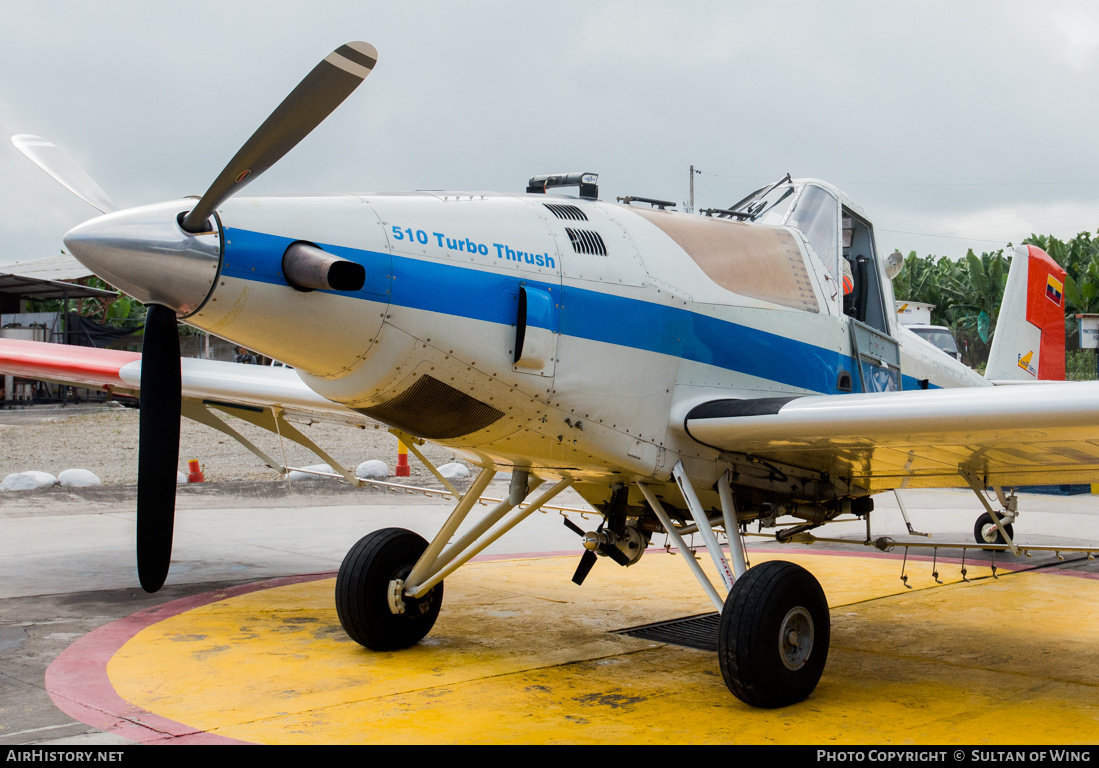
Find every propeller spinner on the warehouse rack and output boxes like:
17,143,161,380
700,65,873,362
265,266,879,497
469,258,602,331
563,517,634,585
15,41,378,592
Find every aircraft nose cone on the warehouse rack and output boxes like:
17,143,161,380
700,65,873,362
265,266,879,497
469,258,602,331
64,200,222,316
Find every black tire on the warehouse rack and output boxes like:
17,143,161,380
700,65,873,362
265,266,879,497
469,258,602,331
718,560,829,708
336,528,443,651
974,512,1014,549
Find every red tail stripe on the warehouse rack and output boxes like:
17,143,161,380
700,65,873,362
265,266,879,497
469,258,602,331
1025,245,1067,381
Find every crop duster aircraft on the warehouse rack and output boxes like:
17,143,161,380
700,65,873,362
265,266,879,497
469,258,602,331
4,41,1099,709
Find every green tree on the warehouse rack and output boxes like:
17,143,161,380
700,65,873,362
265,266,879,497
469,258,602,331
892,251,960,327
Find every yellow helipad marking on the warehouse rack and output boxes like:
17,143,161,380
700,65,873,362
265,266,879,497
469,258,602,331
107,551,1099,744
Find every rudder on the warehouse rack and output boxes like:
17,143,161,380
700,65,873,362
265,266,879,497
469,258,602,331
986,244,1066,381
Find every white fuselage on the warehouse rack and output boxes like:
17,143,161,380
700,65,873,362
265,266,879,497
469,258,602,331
178,190,981,504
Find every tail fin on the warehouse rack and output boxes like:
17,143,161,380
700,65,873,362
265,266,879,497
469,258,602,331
986,244,1066,381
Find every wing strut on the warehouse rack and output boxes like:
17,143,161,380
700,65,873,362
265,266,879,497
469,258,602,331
188,401,363,485
388,428,461,499
180,401,284,472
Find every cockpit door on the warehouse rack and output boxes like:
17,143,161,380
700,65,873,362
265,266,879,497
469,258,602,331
841,209,900,391
849,319,901,392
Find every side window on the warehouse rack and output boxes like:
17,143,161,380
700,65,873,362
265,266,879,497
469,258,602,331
787,185,840,284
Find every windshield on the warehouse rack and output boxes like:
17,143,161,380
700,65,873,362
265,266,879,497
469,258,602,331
750,186,796,225
724,179,842,284
726,173,792,219
911,327,959,356
785,185,839,280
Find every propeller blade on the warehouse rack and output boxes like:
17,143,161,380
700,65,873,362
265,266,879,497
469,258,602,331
572,550,598,586
563,516,585,537
136,303,181,592
181,41,377,233
600,543,632,567
11,134,116,213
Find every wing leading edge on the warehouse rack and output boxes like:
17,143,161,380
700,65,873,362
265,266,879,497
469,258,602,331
684,384,1099,491
0,338,361,421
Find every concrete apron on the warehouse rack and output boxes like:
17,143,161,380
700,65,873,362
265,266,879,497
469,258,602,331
49,549,1099,744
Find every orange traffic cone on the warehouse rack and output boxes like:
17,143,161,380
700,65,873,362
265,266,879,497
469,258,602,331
396,440,411,477
187,459,205,483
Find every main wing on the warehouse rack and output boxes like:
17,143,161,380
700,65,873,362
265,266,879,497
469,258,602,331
0,338,376,478
0,337,360,420
684,383,1099,491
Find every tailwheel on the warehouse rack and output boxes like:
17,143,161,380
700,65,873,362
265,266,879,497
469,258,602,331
336,528,442,651
974,512,1013,549
717,560,829,708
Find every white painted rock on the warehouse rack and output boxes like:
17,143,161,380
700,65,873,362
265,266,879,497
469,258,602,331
438,462,470,480
58,469,102,488
24,471,58,488
177,471,188,485
288,464,335,482
1,473,40,491
355,460,389,479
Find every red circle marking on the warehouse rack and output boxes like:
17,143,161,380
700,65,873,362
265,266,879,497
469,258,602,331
45,573,325,744
45,549,1099,743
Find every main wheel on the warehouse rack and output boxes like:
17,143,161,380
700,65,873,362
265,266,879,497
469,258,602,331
336,528,443,651
974,512,1014,549
718,560,829,708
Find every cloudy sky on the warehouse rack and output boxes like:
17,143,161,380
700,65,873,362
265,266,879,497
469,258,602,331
2,1,1098,267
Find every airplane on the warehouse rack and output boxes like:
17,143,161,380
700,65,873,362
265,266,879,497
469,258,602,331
4,39,1099,709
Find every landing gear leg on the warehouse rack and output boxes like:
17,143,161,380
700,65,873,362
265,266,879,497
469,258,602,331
961,472,1019,553
641,470,831,707
336,468,575,651
718,560,830,708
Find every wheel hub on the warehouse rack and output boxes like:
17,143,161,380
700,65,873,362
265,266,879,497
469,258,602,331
778,606,814,671
389,568,439,617
387,578,406,615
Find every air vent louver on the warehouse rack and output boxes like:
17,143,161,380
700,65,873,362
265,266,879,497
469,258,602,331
565,228,607,256
544,203,588,221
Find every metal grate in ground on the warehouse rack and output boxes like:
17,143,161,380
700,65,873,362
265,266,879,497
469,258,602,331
614,612,719,652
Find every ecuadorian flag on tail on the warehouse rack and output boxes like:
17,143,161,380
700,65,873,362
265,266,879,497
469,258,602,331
1046,274,1064,306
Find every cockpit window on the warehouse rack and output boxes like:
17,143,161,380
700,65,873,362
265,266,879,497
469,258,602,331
787,185,839,271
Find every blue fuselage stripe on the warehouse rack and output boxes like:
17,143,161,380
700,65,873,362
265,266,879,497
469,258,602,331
222,228,924,394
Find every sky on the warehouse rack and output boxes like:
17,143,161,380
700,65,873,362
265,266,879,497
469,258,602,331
2,1,1098,267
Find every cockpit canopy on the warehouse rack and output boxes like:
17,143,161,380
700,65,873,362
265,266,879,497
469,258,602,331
730,178,842,277
724,177,891,333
